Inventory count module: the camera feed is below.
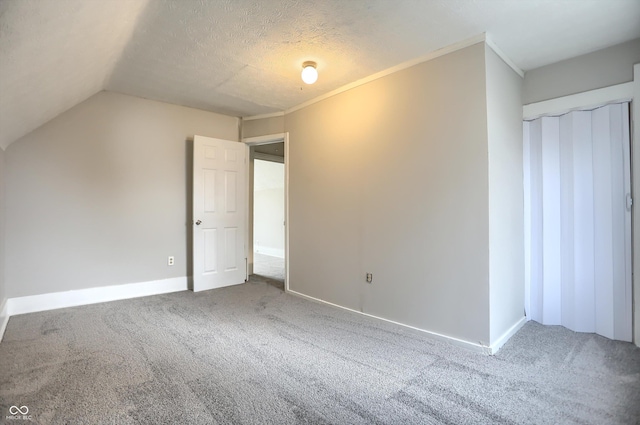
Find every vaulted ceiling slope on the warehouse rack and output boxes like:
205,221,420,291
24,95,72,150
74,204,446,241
1,0,639,150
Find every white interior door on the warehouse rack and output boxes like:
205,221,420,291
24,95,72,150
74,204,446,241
193,135,247,292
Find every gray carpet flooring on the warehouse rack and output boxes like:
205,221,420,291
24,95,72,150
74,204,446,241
253,253,285,284
1,276,639,424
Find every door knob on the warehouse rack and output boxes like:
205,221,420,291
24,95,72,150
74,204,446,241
195,220,202,225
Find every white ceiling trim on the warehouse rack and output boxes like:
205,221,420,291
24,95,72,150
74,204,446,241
243,111,285,121
485,36,525,78
285,33,488,115
5,1,637,148
244,33,488,120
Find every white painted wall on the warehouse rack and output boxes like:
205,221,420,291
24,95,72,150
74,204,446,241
284,43,492,345
4,91,239,298
485,47,526,345
253,159,285,258
523,38,640,104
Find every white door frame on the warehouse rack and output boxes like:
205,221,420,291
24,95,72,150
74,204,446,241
523,79,637,345
242,133,290,291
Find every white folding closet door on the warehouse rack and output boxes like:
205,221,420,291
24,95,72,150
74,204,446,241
524,103,631,342
569,111,596,333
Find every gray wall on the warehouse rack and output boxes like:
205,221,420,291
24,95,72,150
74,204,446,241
285,43,492,344
242,116,285,139
523,38,640,104
485,47,525,344
5,91,239,298
0,147,5,312
633,64,640,347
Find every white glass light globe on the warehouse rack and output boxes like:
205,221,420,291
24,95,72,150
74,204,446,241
301,64,318,84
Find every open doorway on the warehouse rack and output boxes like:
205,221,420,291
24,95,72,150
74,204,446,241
243,133,289,292
253,147,285,287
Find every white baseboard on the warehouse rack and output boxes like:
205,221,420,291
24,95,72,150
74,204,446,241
6,277,188,318
0,298,8,343
489,316,527,354
254,246,285,259
1,278,528,354
286,289,495,355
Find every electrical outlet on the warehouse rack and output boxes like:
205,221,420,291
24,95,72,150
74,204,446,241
366,273,373,283
168,256,175,266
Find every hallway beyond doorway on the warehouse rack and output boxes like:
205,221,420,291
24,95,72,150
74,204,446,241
252,252,284,289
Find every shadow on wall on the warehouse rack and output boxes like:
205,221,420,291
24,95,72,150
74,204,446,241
185,137,194,290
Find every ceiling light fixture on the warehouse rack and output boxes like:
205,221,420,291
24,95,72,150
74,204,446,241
301,61,318,84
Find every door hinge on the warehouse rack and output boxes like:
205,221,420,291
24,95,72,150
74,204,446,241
626,194,633,211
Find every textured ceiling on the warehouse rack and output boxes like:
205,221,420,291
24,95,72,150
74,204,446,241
1,0,639,149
